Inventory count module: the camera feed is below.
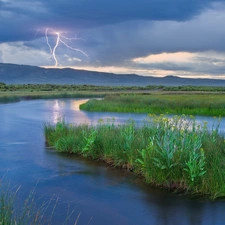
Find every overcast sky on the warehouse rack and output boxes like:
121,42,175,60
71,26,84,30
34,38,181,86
1,0,225,78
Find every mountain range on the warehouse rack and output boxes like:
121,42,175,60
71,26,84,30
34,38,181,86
1,63,225,86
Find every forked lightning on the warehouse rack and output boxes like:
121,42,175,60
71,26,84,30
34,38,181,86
45,28,88,67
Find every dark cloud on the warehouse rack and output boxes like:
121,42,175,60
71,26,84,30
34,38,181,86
42,0,204,24
41,0,225,24
71,7,225,67
0,0,224,43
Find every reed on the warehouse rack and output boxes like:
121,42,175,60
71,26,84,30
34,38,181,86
44,115,225,199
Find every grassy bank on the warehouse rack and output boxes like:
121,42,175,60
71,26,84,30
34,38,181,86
80,94,225,116
44,115,225,199
2,84,225,109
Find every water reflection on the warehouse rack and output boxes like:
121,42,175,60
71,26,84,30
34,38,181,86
70,99,89,111
41,99,225,132
52,100,62,123
45,99,91,124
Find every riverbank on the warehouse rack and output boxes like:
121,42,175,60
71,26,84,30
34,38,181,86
80,93,225,116
2,84,225,112
44,115,225,200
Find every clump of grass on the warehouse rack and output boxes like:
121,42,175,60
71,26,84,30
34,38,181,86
44,115,225,199
0,182,50,225
80,94,225,116
0,180,80,225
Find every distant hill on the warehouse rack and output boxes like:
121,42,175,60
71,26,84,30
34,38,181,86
1,63,225,86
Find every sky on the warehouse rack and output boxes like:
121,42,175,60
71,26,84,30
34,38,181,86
1,0,225,78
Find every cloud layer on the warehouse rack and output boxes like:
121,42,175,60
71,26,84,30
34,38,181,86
1,0,225,78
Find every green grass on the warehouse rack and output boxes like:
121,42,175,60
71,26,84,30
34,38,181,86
44,115,225,199
80,94,225,116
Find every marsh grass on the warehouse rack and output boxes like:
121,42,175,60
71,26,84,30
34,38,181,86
44,115,225,199
0,180,79,224
80,94,225,116
0,182,51,225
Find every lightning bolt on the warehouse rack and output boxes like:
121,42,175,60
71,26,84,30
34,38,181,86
45,28,53,55
45,28,88,67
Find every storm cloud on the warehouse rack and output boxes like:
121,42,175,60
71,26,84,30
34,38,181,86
0,0,223,42
1,0,225,78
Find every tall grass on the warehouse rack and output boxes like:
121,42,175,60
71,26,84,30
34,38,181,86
0,182,51,225
44,115,225,199
80,94,225,116
0,180,80,224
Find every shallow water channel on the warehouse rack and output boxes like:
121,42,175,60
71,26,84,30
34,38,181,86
1,98,225,225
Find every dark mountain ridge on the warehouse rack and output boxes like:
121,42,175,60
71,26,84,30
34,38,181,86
0,63,225,86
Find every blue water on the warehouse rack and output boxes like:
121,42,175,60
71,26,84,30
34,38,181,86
0,99,225,225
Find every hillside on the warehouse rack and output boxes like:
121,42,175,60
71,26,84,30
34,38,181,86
1,63,225,86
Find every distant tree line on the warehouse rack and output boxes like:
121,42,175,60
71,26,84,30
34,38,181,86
162,85,225,92
0,83,162,92
0,83,225,92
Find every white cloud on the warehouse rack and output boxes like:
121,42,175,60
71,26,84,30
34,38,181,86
0,42,49,66
132,52,194,64
67,57,82,62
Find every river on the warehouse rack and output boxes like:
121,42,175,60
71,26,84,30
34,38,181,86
0,99,225,225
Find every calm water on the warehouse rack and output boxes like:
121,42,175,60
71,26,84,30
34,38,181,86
0,99,225,225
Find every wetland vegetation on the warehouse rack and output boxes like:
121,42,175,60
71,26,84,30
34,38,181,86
0,180,77,225
2,83,225,199
2,83,225,117
80,93,225,116
44,115,225,200
1,83,225,104
0,183,51,225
